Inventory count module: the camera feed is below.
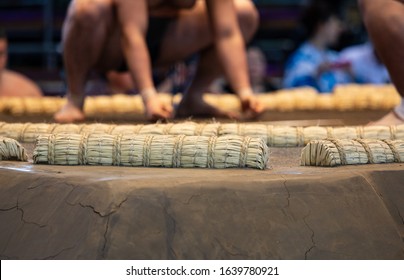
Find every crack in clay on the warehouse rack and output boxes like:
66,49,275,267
66,197,129,218
0,206,18,212
101,215,111,259
184,194,202,205
26,177,48,190
63,196,129,259
44,246,76,260
393,204,404,226
162,193,177,259
303,212,315,260
214,238,249,258
358,172,404,227
280,175,290,209
16,199,47,228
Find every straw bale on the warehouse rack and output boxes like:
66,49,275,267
33,134,269,169
301,139,404,166
0,137,28,161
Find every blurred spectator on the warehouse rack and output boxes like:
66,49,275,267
0,29,43,97
283,0,352,93
339,41,390,84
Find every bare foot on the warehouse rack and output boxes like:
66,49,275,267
54,102,85,123
175,97,238,119
367,111,404,126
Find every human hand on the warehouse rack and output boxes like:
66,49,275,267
145,97,173,121
240,94,265,120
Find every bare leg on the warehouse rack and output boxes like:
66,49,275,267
156,0,259,118
54,0,119,123
360,0,404,125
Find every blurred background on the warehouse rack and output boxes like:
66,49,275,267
0,0,366,96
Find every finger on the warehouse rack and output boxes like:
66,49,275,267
163,104,174,114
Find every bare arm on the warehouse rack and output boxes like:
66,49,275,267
116,0,172,119
205,0,249,96
205,0,263,115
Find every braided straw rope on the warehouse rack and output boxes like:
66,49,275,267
2,122,404,147
0,137,28,161
0,85,401,116
33,134,269,169
301,139,404,167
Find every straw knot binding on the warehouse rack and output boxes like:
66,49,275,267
327,139,348,165
112,134,123,166
47,134,56,165
382,139,402,162
207,136,217,168
239,136,251,168
78,133,88,165
355,139,374,164
143,135,154,167
172,135,186,168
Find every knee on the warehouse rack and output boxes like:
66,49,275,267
68,0,112,28
235,0,259,41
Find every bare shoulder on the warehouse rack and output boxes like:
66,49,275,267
1,70,43,97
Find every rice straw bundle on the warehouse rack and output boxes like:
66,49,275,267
393,124,404,140
257,93,278,110
273,92,296,112
1,85,400,116
301,139,404,167
79,123,117,134
219,123,268,143
109,124,143,135
203,94,242,112
164,122,220,136
0,123,34,142
41,97,66,114
333,84,401,111
328,126,358,139
0,97,65,115
110,94,141,114
52,123,82,134
315,94,335,110
361,126,392,140
293,88,318,110
84,95,116,115
367,85,401,110
33,134,269,169
3,122,404,147
1,97,25,115
21,97,50,115
0,137,28,161
268,126,305,147
303,126,329,143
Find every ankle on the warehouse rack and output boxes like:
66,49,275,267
66,93,84,109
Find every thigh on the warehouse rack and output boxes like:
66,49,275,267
156,1,211,66
155,0,257,66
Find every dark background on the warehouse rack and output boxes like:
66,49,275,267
0,0,366,95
